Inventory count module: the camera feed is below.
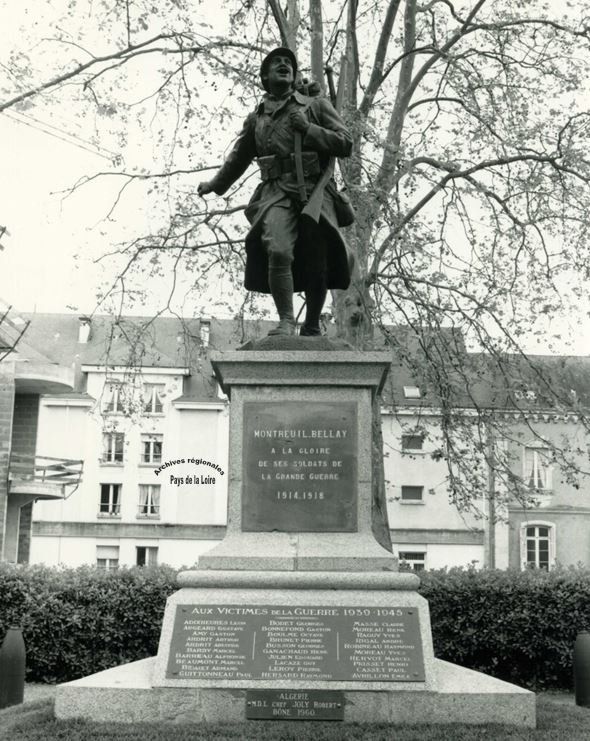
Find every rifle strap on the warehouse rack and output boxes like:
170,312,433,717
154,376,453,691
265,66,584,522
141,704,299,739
293,99,313,204
294,131,308,203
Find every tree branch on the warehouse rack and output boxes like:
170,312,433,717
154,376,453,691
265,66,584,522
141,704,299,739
369,151,588,281
375,0,489,197
268,0,294,50
0,34,181,112
359,0,403,118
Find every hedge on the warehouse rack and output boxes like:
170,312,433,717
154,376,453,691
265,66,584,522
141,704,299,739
0,563,178,683
1,563,589,688
418,566,590,690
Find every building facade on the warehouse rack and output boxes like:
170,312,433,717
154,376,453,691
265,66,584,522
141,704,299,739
3,312,589,571
0,308,82,563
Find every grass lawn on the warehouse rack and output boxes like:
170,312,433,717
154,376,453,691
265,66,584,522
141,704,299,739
1,693,589,741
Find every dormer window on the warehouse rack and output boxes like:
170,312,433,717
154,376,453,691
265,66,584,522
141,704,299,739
143,384,164,414
103,383,125,413
523,445,552,491
78,317,91,343
200,318,211,347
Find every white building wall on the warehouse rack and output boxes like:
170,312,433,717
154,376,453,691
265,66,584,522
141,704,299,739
389,542,484,570
31,374,498,571
383,411,485,533
424,544,483,569
30,535,96,567
29,535,221,568
31,367,230,568
169,405,229,525
34,402,93,523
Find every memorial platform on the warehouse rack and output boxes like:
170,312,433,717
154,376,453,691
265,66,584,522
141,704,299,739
55,654,535,726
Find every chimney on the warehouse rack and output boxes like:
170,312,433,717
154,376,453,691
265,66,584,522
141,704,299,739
78,316,91,343
199,318,210,348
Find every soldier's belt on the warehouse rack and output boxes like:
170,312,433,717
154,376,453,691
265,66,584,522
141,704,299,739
257,152,320,181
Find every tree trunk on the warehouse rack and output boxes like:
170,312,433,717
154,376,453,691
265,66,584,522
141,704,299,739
309,0,324,90
286,0,300,52
332,279,392,554
372,394,393,552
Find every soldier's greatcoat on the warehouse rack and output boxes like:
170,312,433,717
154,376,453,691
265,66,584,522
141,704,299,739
209,90,353,293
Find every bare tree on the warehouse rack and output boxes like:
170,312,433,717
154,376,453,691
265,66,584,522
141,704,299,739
2,0,590,532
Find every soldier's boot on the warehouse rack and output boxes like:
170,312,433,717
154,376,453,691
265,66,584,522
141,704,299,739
300,280,327,337
267,265,296,336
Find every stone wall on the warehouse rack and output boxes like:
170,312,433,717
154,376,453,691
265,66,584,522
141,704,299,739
10,393,39,563
17,502,33,563
0,365,16,559
11,394,39,458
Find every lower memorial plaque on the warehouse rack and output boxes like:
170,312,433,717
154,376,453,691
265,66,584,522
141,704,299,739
166,604,425,682
246,690,344,720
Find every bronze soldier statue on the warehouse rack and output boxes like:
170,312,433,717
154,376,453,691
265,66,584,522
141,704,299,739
198,47,353,337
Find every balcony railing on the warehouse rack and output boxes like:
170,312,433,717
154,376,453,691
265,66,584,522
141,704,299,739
98,507,121,517
137,505,160,517
9,454,83,488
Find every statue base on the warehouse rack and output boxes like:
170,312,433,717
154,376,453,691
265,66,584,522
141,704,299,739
55,349,535,728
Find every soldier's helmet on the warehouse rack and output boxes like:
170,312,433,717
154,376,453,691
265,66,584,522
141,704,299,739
260,47,298,92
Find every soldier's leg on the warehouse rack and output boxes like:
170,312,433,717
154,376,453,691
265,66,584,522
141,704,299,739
261,204,299,336
300,222,328,337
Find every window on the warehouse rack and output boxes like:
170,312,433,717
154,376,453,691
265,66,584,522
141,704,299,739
138,484,160,517
143,384,164,414
103,383,125,413
521,523,555,570
401,434,424,451
102,433,124,463
141,434,163,464
524,446,552,490
136,546,158,566
401,485,424,502
403,386,421,399
96,545,119,570
398,551,426,572
99,484,121,516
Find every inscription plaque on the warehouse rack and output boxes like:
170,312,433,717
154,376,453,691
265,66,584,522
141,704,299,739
242,401,357,531
246,690,344,720
166,604,425,682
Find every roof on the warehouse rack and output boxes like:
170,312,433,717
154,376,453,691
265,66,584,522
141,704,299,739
18,313,278,402
14,312,590,412
0,306,54,363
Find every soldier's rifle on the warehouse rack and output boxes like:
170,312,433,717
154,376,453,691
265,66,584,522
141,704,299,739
300,56,347,224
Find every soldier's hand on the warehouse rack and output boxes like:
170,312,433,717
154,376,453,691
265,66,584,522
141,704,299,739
198,181,215,197
289,108,310,134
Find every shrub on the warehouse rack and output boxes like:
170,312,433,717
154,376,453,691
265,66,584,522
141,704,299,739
1,563,589,688
0,563,179,683
418,565,590,690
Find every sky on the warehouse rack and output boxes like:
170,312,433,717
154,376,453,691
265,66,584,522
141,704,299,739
0,111,115,315
0,1,237,320
1,1,590,355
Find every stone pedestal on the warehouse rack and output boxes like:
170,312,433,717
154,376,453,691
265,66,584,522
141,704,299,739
198,351,394,572
55,348,535,727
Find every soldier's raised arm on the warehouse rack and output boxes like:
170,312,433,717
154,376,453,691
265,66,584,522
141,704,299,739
198,112,257,197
